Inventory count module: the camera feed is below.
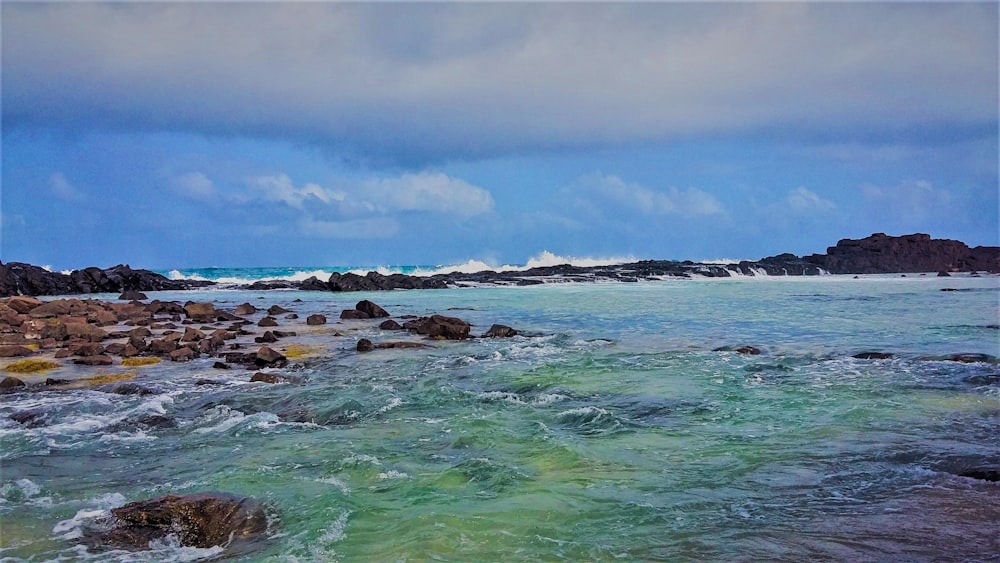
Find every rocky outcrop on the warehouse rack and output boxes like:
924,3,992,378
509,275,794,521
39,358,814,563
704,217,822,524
803,233,999,274
0,262,214,297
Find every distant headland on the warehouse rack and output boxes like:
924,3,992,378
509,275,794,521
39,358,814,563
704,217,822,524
2,232,997,297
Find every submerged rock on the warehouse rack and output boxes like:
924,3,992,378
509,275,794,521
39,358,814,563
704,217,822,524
87,492,268,552
482,324,518,338
853,352,894,360
410,315,471,340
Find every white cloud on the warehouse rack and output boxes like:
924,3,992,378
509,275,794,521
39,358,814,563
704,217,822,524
572,173,724,217
784,187,836,214
362,172,494,218
171,171,218,201
50,172,84,201
248,174,345,210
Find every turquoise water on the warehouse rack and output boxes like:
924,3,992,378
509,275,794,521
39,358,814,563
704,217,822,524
1,275,998,561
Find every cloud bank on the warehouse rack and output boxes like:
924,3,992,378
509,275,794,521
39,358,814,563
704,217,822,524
4,2,996,164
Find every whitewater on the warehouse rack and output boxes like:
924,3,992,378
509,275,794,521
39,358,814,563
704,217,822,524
1,273,998,561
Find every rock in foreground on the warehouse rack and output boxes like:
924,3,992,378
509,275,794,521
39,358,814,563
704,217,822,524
87,492,268,552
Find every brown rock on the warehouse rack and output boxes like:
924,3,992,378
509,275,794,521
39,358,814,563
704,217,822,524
412,315,471,340
0,345,34,357
21,318,68,341
482,324,518,338
65,322,108,342
74,355,113,366
255,346,286,365
1,376,26,389
183,301,217,322
169,347,198,362
306,314,327,326
356,300,389,318
28,299,88,318
149,339,178,355
181,327,205,342
250,372,292,384
234,303,257,316
6,296,43,314
379,319,403,330
255,331,278,344
258,316,278,327
340,309,369,320
357,338,375,352
92,492,267,551
68,341,105,357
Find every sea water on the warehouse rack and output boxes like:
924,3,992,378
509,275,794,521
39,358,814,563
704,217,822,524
1,274,998,561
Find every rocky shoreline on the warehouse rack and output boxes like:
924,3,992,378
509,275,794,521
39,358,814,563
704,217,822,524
2,232,998,298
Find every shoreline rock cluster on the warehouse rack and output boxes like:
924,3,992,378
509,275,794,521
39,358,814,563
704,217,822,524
2,233,997,298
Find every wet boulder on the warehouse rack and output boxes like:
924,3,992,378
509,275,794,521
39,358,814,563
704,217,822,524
306,314,327,326
0,345,34,357
482,324,518,338
411,315,471,340
357,338,375,352
234,303,257,316
379,319,403,330
5,296,43,314
87,492,268,551
183,302,217,323
853,352,894,360
340,309,369,320
255,346,287,367
118,290,148,301
0,376,27,389
356,300,389,318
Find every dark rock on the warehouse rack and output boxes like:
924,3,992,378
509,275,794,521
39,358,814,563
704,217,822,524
9,409,47,427
735,346,762,355
340,309,369,320
379,319,403,330
267,305,291,315
853,352,894,360
411,315,471,340
0,376,26,389
195,378,222,385
803,233,1000,274
357,338,375,352
299,276,329,291
255,331,279,344
947,353,997,364
356,300,389,318
306,314,327,326
258,316,279,327
105,383,158,396
957,469,1000,482
45,378,70,385
255,346,286,367
284,313,298,320
250,372,296,384
68,341,105,357
74,355,113,366
169,347,198,362
375,341,434,350
212,362,230,370
87,492,268,551
482,324,518,338
119,290,148,300
0,345,34,357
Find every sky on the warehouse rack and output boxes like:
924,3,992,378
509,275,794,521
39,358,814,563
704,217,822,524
2,2,998,270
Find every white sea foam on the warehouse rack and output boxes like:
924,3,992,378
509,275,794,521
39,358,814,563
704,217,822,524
377,470,409,480
53,508,107,540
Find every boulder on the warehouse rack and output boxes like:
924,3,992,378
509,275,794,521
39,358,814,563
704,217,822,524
357,338,375,352
258,316,279,327
73,355,113,366
356,300,389,318
482,324,518,338
29,299,88,318
735,346,762,355
0,345,34,357
68,341,105,357
379,319,403,330
299,276,330,291
853,352,894,360
255,346,287,366
169,347,198,362
183,302,217,322
87,492,268,551
267,305,291,315
306,314,327,326
411,315,471,340
0,376,26,389
250,372,295,384
234,303,257,316
65,322,109,342
118,290,148,301
5,296,43,314
340,309,369,320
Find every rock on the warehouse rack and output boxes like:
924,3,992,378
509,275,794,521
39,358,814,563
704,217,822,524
65,322,109,342
853,352,894,360
149,339,178,355
5,296,43,314
169,347,198,362
45,378,70,385
9,409,47,427
250,372,296,384
234,303,257,316
212,362,230,370
29,299,88,318
734,346,762,355
255,331,278,344
482,324,518,338
0,376,26,389
73,355,114,366
88,492,268,551
379,319,403,330
356,300,389,318
68,341,105,357
411,315,471,340
119,290,148,300
306,314,327,326
803,232,1000,274
958,469,1000,482
947,353,997,364
340,309,369,320
255,346,286,366
299,276,330,291
0,345,34,357
258,316,279,327
105,382,158,396
21,318,68,341
936,271,951,277
183,302,217,322
181,327,206,342
357,338,375,352
267,305,291,315
376,341,434,350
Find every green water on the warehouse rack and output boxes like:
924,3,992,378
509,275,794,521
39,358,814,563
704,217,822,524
1,275,998,561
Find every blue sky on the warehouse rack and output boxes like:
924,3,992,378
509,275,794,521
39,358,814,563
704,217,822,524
2,2,997,270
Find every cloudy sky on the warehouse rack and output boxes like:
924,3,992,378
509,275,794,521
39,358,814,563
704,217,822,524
2,2,997,270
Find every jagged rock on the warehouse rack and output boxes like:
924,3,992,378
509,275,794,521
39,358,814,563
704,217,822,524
306,314,327,326
86,492,268,551
482,324,518,338
356,300,389,318
379,319,403,330
804,233,1000,274
299,276,329,291
255,346,286,366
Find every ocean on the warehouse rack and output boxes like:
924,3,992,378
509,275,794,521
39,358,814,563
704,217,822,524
1,270,998,561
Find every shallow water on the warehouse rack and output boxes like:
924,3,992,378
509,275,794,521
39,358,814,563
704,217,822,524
2,274,998,561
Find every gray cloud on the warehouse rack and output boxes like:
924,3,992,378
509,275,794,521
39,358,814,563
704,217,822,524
3,3,996,164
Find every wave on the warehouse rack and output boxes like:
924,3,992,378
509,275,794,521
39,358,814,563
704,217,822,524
163,251,640,284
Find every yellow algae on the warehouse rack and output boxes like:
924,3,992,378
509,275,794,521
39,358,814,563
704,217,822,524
120,357,161,367
80,371,137,385
284,344,323,359
4,358,61,374
23,343,40,351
